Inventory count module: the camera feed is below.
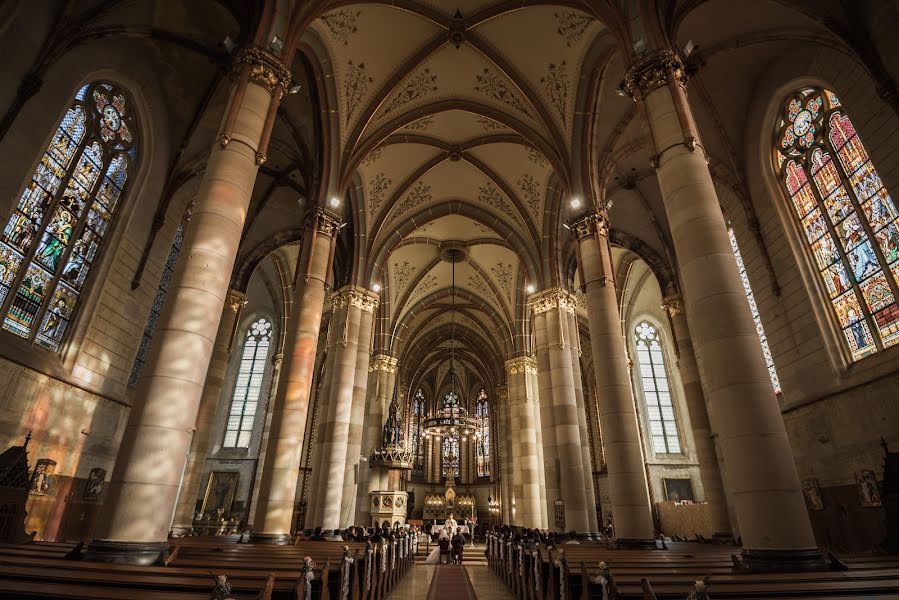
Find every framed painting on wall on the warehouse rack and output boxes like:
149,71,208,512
663,478,695,502
201,472,239,518
802,478,824,511
856,470,882,507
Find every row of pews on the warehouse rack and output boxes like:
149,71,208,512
0,534,415,599
485,533,899,599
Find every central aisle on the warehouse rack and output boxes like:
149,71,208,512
387,564,513,599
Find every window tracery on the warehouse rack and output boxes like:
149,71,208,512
410,388,426,472
475,389,491,478
774,87,899,360
0,82,137,351
440,390,460,479
223,318,272,448
634,321,681,454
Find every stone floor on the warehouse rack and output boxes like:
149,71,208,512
387,564,514,599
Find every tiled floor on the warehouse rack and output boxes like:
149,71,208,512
387,563,514,599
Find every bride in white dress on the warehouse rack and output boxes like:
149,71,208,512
425,525,453,564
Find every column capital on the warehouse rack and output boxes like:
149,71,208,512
527,288,578,315
570,209,610,240
622,48,687,99
504,356,537,375
233,46,292,98
305,207,342,237
662,294,685,317
226,289,248,312
369,354,399,373
332,285,380,313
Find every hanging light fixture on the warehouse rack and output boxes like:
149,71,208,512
422,258,477,439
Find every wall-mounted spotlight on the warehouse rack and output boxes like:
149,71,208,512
223,36,235,53
372,283,382,293
288,85,303,95
270,35,284,54
570,197,581,209
526,284,535,294
329,196,341,208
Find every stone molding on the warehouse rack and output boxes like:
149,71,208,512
570,209,610,240
226,289,248,312
527,288,577,315
504,356,537,375
662,294,685,317
306,207,342,237
233,46,292,98
332,285,380,313
622,48,687,98
369,354,398,373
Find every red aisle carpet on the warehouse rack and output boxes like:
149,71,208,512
426,565,477,600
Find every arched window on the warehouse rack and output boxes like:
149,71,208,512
0,82,137,350
728,228,782,394
129,221,185,388
223,318,272,448
774,87,899,360
475,389,491,478
634,321,681,454
410,388,426,472
441,431,460,479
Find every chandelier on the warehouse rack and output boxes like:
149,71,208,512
422,258,477,440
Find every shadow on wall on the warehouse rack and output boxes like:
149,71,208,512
807,483,886,552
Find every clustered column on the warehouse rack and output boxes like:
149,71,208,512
171,289,247,533
252,207,340,543
355,354,398,525
529,289,590,533
504,356,545,528
572,210,655,544
87,46,291,564
624,49,821,569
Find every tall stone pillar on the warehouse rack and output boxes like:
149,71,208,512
504,357,543,528
311,286,379,536
251,208,340,543
528,366,548,528
171,289,247,533
340,296,378,526
355,354,397,524
572,211,655,543
623,49,821,569
87,47,290,564
662,295,732,535
529,289,590,533
302,327,337,530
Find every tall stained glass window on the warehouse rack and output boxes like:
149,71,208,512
223,318,272,448
634,321,681,454
410,388,426,472
129,222,184,387
0,82,137,350
728,228,782,394
475,389,491,478
441,431,460,479
774,87,899,360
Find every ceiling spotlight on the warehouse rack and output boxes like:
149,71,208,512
270,35,284,53
329,196,341,208
526,284,535,294
288,85,302,95
222,36,235,53
683,39,696,57
372,283,382,293
570,197,581,209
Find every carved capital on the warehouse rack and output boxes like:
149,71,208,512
305,207,341,237
226,289,248,312
369,354,399,373
527,288,577,315
332,285,380,313
570,208,610,240
233,46,292,97
504,356,537,375
662,294,685,317
622,49,687,99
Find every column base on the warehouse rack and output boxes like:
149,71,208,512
248,532,294,545
84,540,169,565
169,526,191,538
738,548,827,573
615,538,661,550
320,529,344,541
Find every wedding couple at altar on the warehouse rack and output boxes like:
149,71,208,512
425,515,466,564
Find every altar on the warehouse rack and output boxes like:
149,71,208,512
429,523,471,536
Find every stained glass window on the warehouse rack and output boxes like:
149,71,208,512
728,228,782,394
128,222,185,388
441,431,460,479
223,318,272,448
475,389,491,478
410,388,426,472
634,321,681,454
774,87,899,360
0,82,137,351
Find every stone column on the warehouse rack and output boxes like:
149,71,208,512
251,208,340,543
171,289,247,533
302,327,336,531
87,47,290,564
529,290,590,533
311,286,378,537
624,49,821,569
572,211,655,543
340,296,378,526
355,354,398,524
663,295,732,535
505,357,543,528
528,366,548,528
